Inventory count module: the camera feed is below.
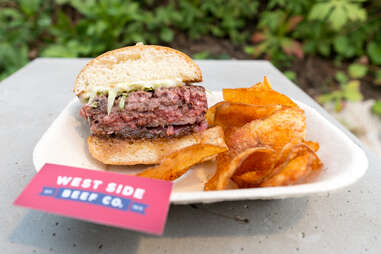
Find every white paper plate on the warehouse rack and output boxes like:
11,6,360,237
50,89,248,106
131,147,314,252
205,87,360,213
33,92,368,204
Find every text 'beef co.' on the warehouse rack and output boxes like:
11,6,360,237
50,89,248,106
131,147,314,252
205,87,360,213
52,176,147,211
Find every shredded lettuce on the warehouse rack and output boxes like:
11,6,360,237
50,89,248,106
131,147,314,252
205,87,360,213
87,91,95,104
119,94,126,110
84,85,161,113
143,87,154,92
107,88,117,115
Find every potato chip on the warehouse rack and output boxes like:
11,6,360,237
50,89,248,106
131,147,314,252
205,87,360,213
250,82,261,88
304,140,320,152
199,126,227,146
261,144,322,187
138,143,227,181
249,76,272,91
233,146,275,176
232,171,264,188
223,77,297,108
226,107,306,154
223,89,298,108
232,143,318,188
206,102,224,127
235,155,313,188
262,76,272,90
221,77,272,104
204,146,274,191
273,142,309,168
213,102,284,129
208,78,290,128
230,147,276,188
205,108,306,190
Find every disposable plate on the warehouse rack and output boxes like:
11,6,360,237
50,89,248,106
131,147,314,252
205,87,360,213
33,92,368,204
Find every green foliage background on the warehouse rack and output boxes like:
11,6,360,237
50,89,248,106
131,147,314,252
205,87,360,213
0,0,380,81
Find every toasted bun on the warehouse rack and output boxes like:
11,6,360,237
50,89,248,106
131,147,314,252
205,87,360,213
74,44,202,97
88,127,226,165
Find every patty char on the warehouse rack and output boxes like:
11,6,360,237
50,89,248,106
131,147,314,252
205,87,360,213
80,85,208,139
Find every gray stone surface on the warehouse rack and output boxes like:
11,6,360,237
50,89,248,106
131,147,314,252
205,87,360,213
0,58,380,254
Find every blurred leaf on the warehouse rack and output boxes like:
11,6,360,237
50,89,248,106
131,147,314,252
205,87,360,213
375,70,381,86
343,80,363,102
348,63,368,79
0,42,28,80
335,100,344,112
18,0,42,16
251,32,265,43
55,0,71,4
329,4,347,30
55,10,72,30
95,20,108,34
41,45,78,57
37,14,51,28
193,51,210,59
334,36,355,58
367,42,381,65
258,10,284,31
281,39,304,59
318,41,331,57
284,70,297,82
160,28,174,42
252,42,269,58
67,0,96,17
317,78,363,108
345,2,366,22
217,53,231,60
371,100,381,116
285,16,303,32
317,90,342,104
244,46,254,55
308,0,366,31
211,25,224,37
0,8,24,25
308,2,333,21
335,71,348,84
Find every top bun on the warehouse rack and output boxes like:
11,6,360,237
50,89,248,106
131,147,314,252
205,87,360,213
73,44,202,98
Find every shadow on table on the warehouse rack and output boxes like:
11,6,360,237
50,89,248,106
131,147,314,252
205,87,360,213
9,210,142,253
9,198,308,253
163,198,308,237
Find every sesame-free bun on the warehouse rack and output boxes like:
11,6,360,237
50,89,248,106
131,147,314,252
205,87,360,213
73,44,202,97
88,127,226,165
75,44,213,166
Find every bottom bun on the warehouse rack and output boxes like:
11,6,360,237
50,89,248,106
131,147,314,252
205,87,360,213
88,126,226,165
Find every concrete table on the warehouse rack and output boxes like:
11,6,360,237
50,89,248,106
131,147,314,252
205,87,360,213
1,59,380,254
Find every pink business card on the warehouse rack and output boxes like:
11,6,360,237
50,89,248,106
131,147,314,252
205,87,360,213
14,163,173,235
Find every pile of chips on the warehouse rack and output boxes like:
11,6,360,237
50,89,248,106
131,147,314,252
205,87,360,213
204,77,322,190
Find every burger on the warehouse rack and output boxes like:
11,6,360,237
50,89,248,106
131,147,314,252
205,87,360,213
74,44,217,165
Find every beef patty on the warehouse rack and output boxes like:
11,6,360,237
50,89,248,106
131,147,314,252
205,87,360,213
80,85,208,139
